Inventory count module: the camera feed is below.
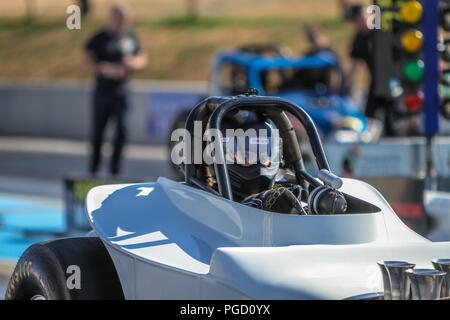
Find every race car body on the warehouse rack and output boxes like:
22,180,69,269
5,95,449,300
86,176,449,299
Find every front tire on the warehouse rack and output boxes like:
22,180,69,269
5,237,124,300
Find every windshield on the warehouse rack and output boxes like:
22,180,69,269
218,62,249,95
260,67,342,94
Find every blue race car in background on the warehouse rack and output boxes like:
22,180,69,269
208,45,381,142
168,44,381,176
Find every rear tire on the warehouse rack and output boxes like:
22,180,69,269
5,237,124,300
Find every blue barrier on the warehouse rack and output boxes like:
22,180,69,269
0,194,65,259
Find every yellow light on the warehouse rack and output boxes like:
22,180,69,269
401,1,423,24
401,30,423,52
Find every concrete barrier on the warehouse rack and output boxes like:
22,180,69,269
324,138,427,178
0,80,207,145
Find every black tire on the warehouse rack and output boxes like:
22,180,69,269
5,237,124,300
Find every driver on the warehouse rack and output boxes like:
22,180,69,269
219,111,309,215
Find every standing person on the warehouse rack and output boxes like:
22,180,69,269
345,4,397,136
304,24,343,93
83,4,147,176
304,24,340,64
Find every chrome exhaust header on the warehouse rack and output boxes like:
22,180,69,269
377,259,449,300
406,269,446,300
377,261,393,300
431,259,450,298
377,261,415,300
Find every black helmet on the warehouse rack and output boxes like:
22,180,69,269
219,111,281,200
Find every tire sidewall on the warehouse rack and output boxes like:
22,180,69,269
5,244,70,300
5,237,124,300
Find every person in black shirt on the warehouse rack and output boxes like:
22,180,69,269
83,4,147,175
347,7,375,93
304,23,343,93
345,4,396,136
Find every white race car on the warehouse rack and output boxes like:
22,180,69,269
5,95,450,300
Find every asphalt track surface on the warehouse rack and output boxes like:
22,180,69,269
0,137,176,197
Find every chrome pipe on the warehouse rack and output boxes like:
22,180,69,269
406,269,446,300
431,259,450,298
383,261,415,300
377,261,415,300
377,261,394,300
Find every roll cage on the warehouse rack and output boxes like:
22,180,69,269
183,95,332,201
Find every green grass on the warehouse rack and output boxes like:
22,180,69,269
0,17,61,34
145,14,347,30
0,13,348,32
0,13,354,81
0,15,347,33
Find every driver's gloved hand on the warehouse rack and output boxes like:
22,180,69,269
241,187,305,215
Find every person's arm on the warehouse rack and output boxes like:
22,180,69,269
345,34,364,91
122,33,148,71
122,52,147,71
83,49,127,80
82,50,99,74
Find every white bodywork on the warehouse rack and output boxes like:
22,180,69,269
425,190,450,241
86,177,450,299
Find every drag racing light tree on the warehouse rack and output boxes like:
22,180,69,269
395,0,425,113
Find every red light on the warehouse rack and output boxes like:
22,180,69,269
404,92,424,112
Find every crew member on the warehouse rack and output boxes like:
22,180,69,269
304,23,343,93
345,4,396,136
83,4,147,175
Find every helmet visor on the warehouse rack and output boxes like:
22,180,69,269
223,131,281,167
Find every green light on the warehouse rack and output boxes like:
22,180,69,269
404,60,424,82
